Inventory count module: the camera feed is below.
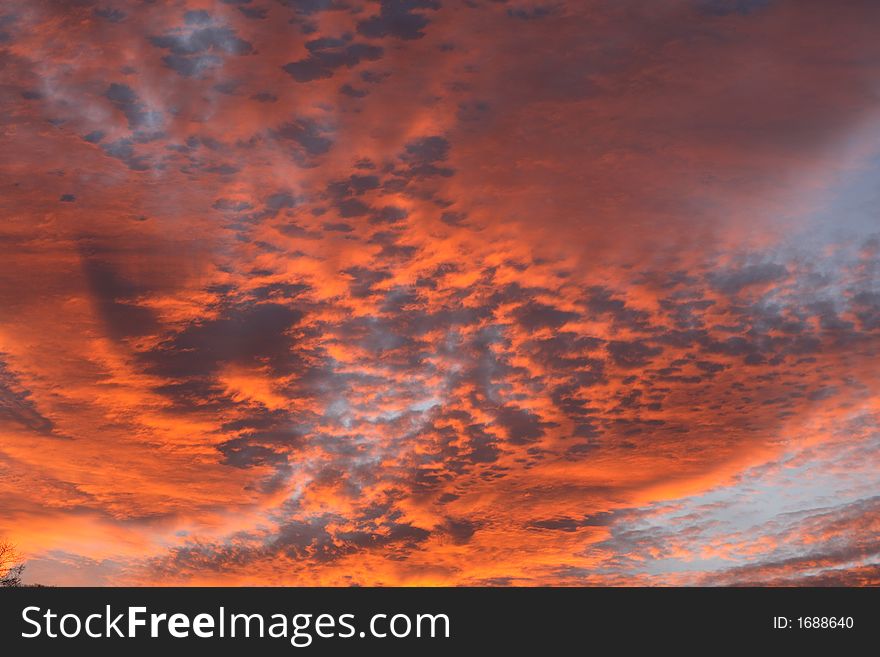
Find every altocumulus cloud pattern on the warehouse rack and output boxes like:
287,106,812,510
1,0,879,586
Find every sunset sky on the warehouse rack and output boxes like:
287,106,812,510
1,0,879,586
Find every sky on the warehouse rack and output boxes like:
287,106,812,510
0,0,879,586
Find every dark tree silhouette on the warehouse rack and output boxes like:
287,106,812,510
0,540,24,587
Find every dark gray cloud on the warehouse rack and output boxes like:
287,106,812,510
213,198,254,212
371,205,409,224
93,7,126,23
397,135,454,178
274,117,334,155
357,0,440,40
0,357,56,435
340,83,368,97
162,53,223,78
495,405,547,444
265,191,300,211
527,512,617,532
441,518,479,544
585,286,650,329
282,38,383,82
150,21,253,77
142,301,304,380
852,291,880,330
368,230,417,259
344,266,392,297
79,254,160,340
323,221,354,232
251,91,278,102
336,197,370,217
150,25,253,56
440,210,466,226
276,0,347,15
239,5,268,19
697,0,771,17
525,332,604,370
514,300,579,330
160,505,433,572
327,174,381,197
507,4,559,20
100,137,152,170
708,262,788,294
607,340,663,368
218,437,290,468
